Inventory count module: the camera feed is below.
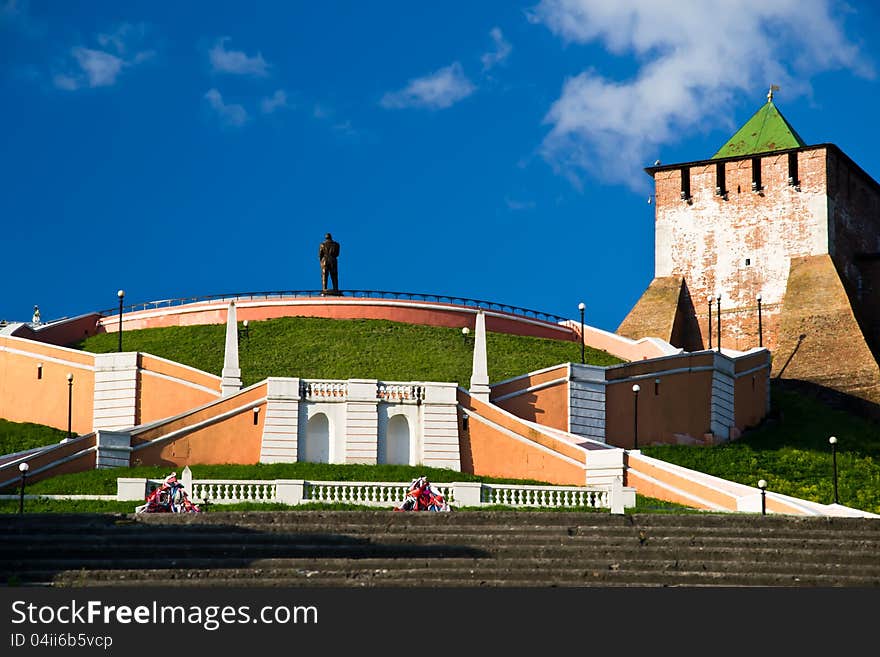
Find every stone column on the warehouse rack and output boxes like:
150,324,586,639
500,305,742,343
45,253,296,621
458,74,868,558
259,377,300,463
275,480,305,505
585,448,625,487
116,478,149,501
93,352,138,430
421,382,461,470
469,310,490,402
452,482,482,507
710,351,735,442
345,379,379,464
96,429,132,469
221,300,242,397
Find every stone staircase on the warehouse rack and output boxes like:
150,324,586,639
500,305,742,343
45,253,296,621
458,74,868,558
2,511,879,588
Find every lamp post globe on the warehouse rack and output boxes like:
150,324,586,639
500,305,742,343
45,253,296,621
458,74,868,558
707,296,714,350
757,293,763,347
631,384,641,450
829,436,839,504
66,372,74,441
578,302,586,364
18,462,29,514
117,289,125,353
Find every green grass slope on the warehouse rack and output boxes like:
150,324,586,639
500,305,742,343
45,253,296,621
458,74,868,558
71,316,623,387
642,386,880,514
5,316,877,516
0,419,67,454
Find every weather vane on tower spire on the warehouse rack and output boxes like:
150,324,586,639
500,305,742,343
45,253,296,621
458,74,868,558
767,84,780,102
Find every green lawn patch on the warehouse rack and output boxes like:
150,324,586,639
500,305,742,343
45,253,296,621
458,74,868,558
0,419,67,455
22,462,554,496
70,316,622,387
642,385,880,514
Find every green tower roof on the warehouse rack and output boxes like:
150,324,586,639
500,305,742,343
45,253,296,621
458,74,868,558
711,98,806,159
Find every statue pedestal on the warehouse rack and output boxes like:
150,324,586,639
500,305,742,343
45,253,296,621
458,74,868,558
321,289,343,297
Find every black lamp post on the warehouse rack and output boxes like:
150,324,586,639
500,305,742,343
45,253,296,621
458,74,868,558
757,293,763,348
758,479,767,516
716,294,722,352
461,326,470,346
117,289,125,352
239,319,250,344
632,383,640,450
707,296,713,350
829,436,839,504
66,373,74,441
578,302,586,364
18,462,29,514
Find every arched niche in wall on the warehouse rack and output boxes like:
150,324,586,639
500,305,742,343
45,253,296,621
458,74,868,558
300,412,331,463
379,414,411,465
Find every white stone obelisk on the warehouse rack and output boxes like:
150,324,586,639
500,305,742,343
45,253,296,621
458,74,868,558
221,300,242,397
469,309,490,402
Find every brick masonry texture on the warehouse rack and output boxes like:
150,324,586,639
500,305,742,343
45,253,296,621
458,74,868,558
622,145,880,405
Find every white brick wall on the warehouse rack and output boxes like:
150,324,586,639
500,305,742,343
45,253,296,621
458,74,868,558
93,353,138,431
259,378,300,463
710,354,736,440
420,383,460,470
569,364,606,443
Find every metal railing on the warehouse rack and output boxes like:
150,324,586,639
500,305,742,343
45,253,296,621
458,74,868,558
93,289,571,325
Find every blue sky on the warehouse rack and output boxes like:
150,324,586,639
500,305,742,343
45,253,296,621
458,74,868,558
2,0,879,332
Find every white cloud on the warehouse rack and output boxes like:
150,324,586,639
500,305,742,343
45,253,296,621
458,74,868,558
53,23,153,91
531,0,873,188
51,74,79,91
380,62,476,110
260,89,288,114
204,88,248,126
97,23,141,54
71,48,124,87
209,37,269,77
505,197,536,211
481,27,512,71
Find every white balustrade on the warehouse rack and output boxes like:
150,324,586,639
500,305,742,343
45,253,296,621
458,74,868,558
127,477,612,509
188,479,276,505
299,380,348,400
481,483,608,509
376,383,424,402
305,481,412,507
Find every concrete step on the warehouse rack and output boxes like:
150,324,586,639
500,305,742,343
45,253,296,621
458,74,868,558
4,536,879,565
4,511,879,531
5,511,878,588
5,553,880,578
30,566,880,588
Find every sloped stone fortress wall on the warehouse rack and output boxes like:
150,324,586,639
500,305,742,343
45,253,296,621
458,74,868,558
621,137,880,405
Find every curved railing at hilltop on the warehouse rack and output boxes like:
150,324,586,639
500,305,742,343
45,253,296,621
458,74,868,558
94,289,571,325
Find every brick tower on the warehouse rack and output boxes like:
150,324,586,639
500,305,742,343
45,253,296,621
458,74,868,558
618,89,880,406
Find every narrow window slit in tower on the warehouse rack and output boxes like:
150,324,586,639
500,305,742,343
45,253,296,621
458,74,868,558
715,162,726,197
788,151,800,189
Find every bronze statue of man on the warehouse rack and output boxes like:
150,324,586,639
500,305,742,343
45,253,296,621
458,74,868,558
319,232,340,294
